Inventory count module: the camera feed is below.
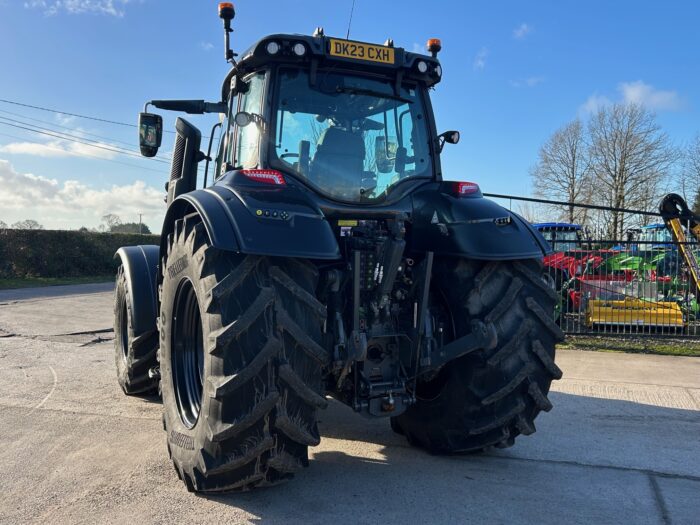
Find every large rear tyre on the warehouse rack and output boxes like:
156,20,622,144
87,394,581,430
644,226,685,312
160,216,328,492
114,266,158,395
392,258,564,452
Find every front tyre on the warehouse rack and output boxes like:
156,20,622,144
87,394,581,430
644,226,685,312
392,258,564,452
160,216,328,492
114,266,158,395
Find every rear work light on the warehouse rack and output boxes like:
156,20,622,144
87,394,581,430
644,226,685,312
240,169,286,185
454,181,480,196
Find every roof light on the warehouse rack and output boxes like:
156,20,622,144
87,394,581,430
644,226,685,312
266,41,280,55
218,2,235,21
427,38,442,57
292,42,306,56
454,182,480,196
417,60,428,73
435,64,442,77
240,169,286,185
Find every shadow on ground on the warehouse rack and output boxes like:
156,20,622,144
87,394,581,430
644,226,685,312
200,392,700,524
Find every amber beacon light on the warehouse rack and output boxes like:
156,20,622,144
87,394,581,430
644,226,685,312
426,38,442,58
218,2,235,19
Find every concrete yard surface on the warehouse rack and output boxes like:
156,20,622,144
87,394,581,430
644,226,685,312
0,284,698,524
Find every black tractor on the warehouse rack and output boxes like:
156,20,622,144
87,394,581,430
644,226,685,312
114,3,563,492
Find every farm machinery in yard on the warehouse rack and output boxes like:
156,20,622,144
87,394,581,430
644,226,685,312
535,220,695,330
585,196,700,331
112,4,562,492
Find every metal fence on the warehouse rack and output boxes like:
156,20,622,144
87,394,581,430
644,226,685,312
484,193,700,337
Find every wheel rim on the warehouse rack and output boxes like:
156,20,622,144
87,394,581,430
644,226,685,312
119,299,129,362
171,278,204,429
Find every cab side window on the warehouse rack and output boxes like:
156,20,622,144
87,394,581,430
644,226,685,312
235,72,265,169
213,93,238,180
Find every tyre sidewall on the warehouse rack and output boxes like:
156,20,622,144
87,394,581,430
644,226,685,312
114,269,138,392
159,237,213,477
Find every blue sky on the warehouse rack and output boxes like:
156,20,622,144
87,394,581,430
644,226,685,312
0,0,698,230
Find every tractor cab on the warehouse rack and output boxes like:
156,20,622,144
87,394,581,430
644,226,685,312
638,223,675,251
213,31,450,204
533,223,585,252
138,14,457,208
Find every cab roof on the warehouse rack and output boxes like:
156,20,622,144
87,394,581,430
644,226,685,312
533,222,582,231
222,33,442,101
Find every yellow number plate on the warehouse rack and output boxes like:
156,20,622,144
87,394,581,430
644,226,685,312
328,38,395,64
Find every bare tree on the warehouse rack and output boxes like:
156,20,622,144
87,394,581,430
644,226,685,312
677,135,700,214
516,201,547,223
11,219,43,230
101,213,122,231
588,103,677,238
530,119,592,224
0,220,6,229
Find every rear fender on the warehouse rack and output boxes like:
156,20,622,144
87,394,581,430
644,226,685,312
161,172,340,260
114,245,159,337
411,189,550,260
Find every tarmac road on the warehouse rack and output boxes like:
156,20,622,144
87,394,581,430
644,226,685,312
0,284,699,524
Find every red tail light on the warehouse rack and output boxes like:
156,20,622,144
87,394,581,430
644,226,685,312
240,169,286,185
454,181,480,196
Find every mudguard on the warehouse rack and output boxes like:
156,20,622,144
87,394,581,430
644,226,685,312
411,188,550,260
114,245,159,338
161,171,341,260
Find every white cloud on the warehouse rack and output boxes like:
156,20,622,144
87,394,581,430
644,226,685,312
618,80,682,111
580,81,683,114
579,93,613,115
412,42,423,54
0,138,117,159
24,0,133,17
54,113,77,126
0,158,164,230
510,76,545,88
473,47,488,71
200,41,214,52
513,23,533,39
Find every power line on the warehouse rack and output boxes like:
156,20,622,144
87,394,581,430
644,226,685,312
0,118,170,164
0,107,138,148
0,99,217,173
0,118,207,174
0,130,169,174
0,98,213,139
0,98,141,129
0,109,206,170
0,115,167,162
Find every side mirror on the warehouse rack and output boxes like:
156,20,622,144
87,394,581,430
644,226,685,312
437,130,460,152
138,112,163,157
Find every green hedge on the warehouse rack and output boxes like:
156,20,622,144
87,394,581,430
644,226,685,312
0,229,160,279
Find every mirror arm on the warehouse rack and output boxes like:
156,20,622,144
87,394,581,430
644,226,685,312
203,101,228,114
147,99,227,115
437,136,446,153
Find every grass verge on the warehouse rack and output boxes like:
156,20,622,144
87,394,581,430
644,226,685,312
560,335,700,357
0,275,113,290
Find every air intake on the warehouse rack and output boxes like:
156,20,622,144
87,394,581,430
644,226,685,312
167,118,202,206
